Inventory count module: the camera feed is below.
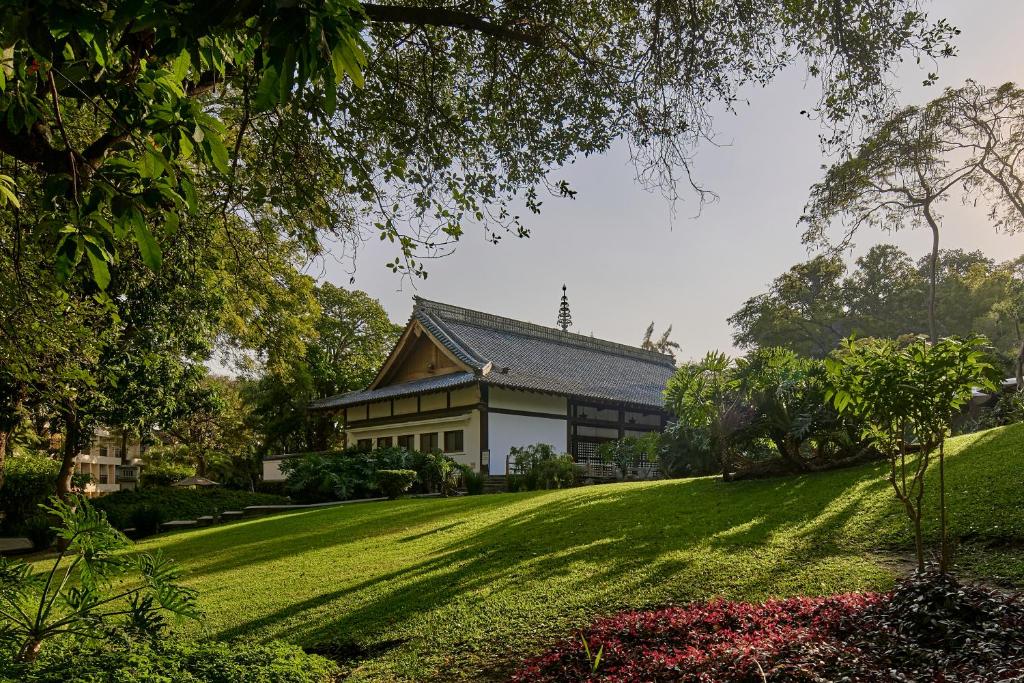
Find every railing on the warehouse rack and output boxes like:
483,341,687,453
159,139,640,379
115,465,140,483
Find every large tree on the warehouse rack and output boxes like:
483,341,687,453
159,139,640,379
0,1,957,290
802,81,1024,343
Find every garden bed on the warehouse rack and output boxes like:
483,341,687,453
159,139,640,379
513,572,1024,682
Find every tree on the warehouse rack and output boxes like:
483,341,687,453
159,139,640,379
162,376,252,481
246,285,399,455
728,255,850,357
663,352,749,476
0,2,957,291
826,335,996,572
641,323,681,361
803,82,1024,344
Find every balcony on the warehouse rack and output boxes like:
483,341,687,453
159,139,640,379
115,465,140,483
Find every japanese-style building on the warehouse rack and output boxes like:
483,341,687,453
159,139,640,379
305,297,677,477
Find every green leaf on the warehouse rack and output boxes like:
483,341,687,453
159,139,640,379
132,219,162,271
85,245,111,289
204,135,230,175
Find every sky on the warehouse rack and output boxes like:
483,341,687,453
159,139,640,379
318,0,1024,362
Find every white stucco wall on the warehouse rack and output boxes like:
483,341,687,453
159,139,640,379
262,459,286,481
489,387,567,415
488,413,567,475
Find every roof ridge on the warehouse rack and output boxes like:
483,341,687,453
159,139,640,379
413,297,676,367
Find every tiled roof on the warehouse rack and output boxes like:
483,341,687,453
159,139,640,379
312,298,677,410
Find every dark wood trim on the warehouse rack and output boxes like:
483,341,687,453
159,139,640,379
487,406,569,420
617,409,625,440
345,406,473,430
446,390,451,409
389,399,395,417
479,384,489,474
417,395,421,412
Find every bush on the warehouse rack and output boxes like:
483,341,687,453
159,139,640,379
2,638,339,683
91,488,287,530
279,449,377,502
128,504,166,537
21,514,56,550
139,461,194,488
508,444,582,491
0,450,88,533
375,469,417,499
253,479,289,496
459,464,484,495
658,421,718,477
596,434,659,479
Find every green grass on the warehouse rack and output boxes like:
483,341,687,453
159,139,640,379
140,424,1024,681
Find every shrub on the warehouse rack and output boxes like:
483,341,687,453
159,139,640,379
279,449,377,502
459,464,484,495
0,450,88,533
253,479,289,496
2,638,339,683
139,461,194,488
92,488,287,530
375,469,417,499
508,444,582,491
20,514,56,551
421,452,460,496
596,434,659,479
129,504,166,537
658,421,718,477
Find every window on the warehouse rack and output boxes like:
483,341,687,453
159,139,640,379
356,438,372,451
397,434,415,450
99,446,108,458
420,432,439,453
377,436,393,449
443,430,464,453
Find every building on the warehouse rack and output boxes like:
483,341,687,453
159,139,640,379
268,298,677,480
73,427,144,497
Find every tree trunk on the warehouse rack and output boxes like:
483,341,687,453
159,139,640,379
938,440,950,572
120,430,129,465
1016,337,1024,393
57,413,81,501
17,637,42,662
0,429,8,490
923,205,941,344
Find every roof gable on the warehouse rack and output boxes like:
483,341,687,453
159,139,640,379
312,298,677,410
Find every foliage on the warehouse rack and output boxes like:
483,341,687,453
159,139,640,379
826,335,997,570
0,496,199,662
596,434,658,479
1,637,340,683
513,573,1024,682
977,390,1024,430
422,452,461,497
129,505,167,539
640,323,681,361
459,465,484,496
730,244,1024,374
657,421,718,478
508,444,581,491
20,515,56,551
128,424,1024,680
803,81,1024,343
374,470,417,500
245,285,400,456
139,461,194,489
91,487,287,530
0,450,88,533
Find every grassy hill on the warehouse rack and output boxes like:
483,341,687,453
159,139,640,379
142,424,1024,681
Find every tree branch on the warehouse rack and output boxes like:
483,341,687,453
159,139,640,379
361,3,545,46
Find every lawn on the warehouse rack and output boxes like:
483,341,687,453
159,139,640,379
141,424,1024,681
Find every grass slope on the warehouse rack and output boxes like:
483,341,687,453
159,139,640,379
142,424,1024,681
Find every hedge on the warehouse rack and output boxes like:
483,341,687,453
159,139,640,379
91,487,288,529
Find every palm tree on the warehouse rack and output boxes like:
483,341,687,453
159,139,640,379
641,322,681,361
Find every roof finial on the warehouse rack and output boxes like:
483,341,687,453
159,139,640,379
556,284,572,332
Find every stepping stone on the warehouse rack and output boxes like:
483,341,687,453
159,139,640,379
221,510,245,520
161,520,198,531
196,515,216,526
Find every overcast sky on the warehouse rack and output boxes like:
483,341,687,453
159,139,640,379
318,0,1024,361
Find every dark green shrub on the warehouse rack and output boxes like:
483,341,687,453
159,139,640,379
21,514,55,550
659,421,719,477
279,449,377,502
129,504,166,537
92,488,287,530
139,461,194,488
460,465,484,495
375,469,417,499
0,450,88,532
253,479,289,496
2,638,339,683
508,444,582,491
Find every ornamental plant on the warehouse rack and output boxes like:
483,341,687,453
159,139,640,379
826,335,997,571
0,496,199,662
374,469,417,500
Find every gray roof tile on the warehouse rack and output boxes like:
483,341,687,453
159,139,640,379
312,298,677,410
